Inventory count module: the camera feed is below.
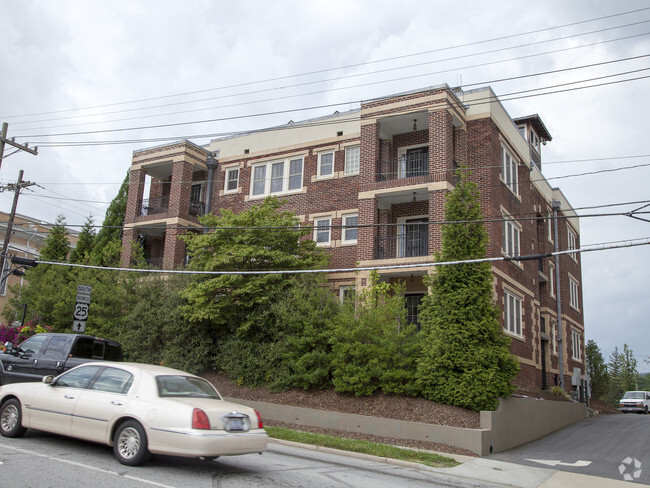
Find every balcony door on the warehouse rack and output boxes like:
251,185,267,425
398,217,429,258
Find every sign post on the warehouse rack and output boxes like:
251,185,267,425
73,285,91,333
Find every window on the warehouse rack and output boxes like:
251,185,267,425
552,321,558,355
190,184,202,204
501,145,518,195
571,329,582,361
318,151,334,178
42,336,70,359
344,145,360,175
530,129,540,154
250,158,304,197
569,276,580,310
567,226,578,261
55,365,103,389
339,285,355,302
314,217,331,246
342,213,358,244
504,289,522,337
90,367,134,394
225,167,239,192
17,335,48,356
549,263,555,298
406,294,424,328
0,257,10,296
503,218,521,258
157,375,220,398
547,210,554,243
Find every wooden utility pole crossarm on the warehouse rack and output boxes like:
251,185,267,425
1,170,37,261
0,122,39,172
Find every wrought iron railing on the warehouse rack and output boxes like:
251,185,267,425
375,226,429,259
138,196,169,216
377,154,429,181
189,199,205,216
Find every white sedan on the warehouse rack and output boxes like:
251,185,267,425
0,362,268,465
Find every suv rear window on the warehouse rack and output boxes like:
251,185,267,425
70,338,123,360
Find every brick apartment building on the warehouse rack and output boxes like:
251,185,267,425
121,85,586,393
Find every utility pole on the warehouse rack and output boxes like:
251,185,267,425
552,199,565,391
1,170,37,263
0,122,38,172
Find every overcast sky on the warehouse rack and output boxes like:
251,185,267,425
1,1,649,371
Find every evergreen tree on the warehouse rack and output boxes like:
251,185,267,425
607,347,625,404
40,215,70,261
415,168,518,411
90,171,129,266
69,216,96,264
585,339,608,400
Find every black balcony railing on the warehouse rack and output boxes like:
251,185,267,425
378,154,429,181
375,225,429,259
189,199,205,217
139,196,169,216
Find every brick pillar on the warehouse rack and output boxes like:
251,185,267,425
124,168,145,224
428,189,447,254
163,225,186,270
429,110,454,182
357,198,378,262
454,127,467,167
120,227,139,268
168,160,193,220
360,122,380,186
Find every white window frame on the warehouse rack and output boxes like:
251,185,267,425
501,144,519,195
250,157,304,198
569,276,580,310
341,213,358,245
552,321,558,355
503,216,521,259
549,262,555,298
339,285,355,302
317,151,335,179
571,329,582,361
224,166,239,193
503,289,522,337
530,129,541,154
547,210,554,244
313,217,332,246
344,145,360,175
567,226,578,262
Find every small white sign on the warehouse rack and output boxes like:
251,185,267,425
76,284,92,304
73,302,89,321
72,320,86,333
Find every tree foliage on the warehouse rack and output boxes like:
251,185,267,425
416,169,518,411
90,171,129,267
69,216,96,264
331,272,421,396
40,215,70,262
585,339,608,400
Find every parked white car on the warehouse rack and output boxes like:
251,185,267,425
0,362,267,465
619,391,650,414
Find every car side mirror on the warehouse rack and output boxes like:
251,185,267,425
42,375,54,385
3,342,13,354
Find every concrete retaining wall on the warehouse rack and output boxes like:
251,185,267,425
227,396,588,456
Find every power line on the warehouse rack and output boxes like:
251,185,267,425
4,7,647,121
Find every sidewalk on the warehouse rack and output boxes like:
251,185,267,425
271,439,633,488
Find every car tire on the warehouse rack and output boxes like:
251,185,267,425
113,420,151,466
0,399,27,438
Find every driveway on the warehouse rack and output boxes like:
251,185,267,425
490,413,649,483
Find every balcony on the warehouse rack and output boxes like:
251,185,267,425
189,199,205,217
378,154,429,182
375,224,429,259
138,196,169,217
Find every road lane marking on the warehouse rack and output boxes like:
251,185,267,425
526,458,592,468
0,443,176,487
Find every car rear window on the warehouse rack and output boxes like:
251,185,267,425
156,375,221,399
69,338,123,360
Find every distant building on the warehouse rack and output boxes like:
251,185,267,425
0,213,79,321
120,85,585,393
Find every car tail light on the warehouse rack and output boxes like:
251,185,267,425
255,409,263,429
192,408,211,430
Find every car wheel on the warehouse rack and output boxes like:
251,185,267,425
113,420,150,466
0,399,27,438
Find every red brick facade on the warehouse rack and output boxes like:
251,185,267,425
121,86,586,394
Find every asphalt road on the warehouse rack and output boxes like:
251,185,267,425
490,413,650,484
0,431,505,488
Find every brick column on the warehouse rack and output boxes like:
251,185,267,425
120,227,139,268
168,160,193,220
429,110,454,181
124,168,145,224
163,225,186,270
357,198,378,262
360,122,380,186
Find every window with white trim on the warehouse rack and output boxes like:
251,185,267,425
569,276,579,310
567,226,578,261
342,213,358,244
549,263,555,298
504,289,522,337
314,217,331,246
501,145,518,195
224,167,239,193
318,151,335,178
552,321,558,355
547,210,554,243
250,157,303,197
503,218,521,258
344,145,360,175
530,129,540,154
571,329,582,361
339,285,355,303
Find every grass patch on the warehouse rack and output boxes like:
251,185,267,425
265,426,459,468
